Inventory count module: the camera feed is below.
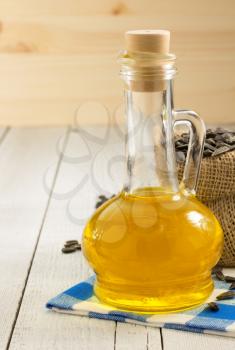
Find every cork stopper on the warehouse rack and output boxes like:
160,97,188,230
125,29,170,54
123,30,171,92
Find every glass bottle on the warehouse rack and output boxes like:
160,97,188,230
82,30,223,313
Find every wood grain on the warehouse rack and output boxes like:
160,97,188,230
0,49,234,126
8,127,120,349
0,127,9,143
162,329,235,350
115,323,162,350
0,0,234,16
0,0,234,125
0,15,235,55
0,127,66,349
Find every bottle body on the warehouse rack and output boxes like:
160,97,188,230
83,189,223,312
82,30,223,312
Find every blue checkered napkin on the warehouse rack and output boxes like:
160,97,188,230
46,276,235,337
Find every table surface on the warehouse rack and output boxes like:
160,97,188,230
0,125,235,350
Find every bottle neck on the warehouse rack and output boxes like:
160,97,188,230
123,80,179,195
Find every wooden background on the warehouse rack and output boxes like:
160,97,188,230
0,0,234,126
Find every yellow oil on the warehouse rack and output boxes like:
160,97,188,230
82,188,223,313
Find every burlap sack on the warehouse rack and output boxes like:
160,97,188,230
179,151,235,267
206,195,235,266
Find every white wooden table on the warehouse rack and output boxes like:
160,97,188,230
0,126,235,350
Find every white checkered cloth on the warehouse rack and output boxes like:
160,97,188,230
46,276,235,337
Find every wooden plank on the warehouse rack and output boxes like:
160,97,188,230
0,127,67,350
162,329,235,350
115,324,148,350
115,323,162,350
148,327,164,350
0,9,234,125
0,54,122,126
0,50,234,126
0,127,9,143
0,15,234,55
8,127,121,349
0,0,234,16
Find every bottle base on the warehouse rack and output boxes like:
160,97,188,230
94,276,214,314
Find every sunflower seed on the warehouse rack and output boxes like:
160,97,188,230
229,282,235,290
95,194,115,208
65,242,81,249
212,146,230,157
225,276,235,283
207,302,219,311
229,136,235,144
98,195,108,200
216,291,235,300
212,265,223,274
206,130,216,138
176,144,188,150
204,149,213,157
215,127,228,134
62,246,78,254
206,138,216,146
95,201,104,209
175,140,184,147
182,136,190,143
176,151,185,163
215,141,229,148
230,145,235,151
215,270,225,281
204,143,216,151
222,133,235,144
65,240,79,245
214,134,223,141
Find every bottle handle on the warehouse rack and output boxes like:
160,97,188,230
173,110,206,194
